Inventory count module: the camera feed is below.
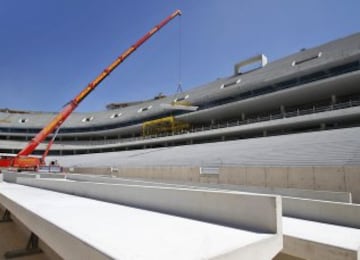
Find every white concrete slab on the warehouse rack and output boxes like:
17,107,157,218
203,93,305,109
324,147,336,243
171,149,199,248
284,217,360,251
0,182,281,259
283,217,360,259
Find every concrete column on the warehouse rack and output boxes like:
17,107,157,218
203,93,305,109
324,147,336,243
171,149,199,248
241,113,246,121
331,94,337,105
280,105,286,116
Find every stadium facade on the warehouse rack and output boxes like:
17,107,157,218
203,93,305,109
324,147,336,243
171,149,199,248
0,33,359,155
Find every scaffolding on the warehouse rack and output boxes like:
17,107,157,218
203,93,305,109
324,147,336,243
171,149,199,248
142,116,189,136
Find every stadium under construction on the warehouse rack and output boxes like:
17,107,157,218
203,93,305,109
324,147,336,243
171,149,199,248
0,14,360,260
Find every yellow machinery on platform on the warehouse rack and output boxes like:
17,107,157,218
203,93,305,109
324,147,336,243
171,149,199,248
142,116,189,136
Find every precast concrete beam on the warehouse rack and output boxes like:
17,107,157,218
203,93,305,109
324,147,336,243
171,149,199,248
0,180,283,259
16,177,281,234
66,174,352,202
283,197,360,229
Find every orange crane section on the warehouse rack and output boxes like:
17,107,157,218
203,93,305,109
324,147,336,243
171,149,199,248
0,9,181,170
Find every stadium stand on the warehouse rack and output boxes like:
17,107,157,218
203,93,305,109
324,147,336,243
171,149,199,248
0,33,359,155
1,32,360,259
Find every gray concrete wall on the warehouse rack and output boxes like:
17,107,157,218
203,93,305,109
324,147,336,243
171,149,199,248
65,174,360,228
16,178,282,234
67,174,351,202
67,166,360,203
2,171,66,183
283,197,360,229
2,172,37,183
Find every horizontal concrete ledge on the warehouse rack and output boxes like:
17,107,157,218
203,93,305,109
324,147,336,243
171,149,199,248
283,197,360,229
67,174,360,229
7,172,359,229
2,172,66,183
283,217,360,260
67,174,359,229
67,173,352,202
16,177,282,234
3,105,360,151
0,181,283,260
0,187,110,259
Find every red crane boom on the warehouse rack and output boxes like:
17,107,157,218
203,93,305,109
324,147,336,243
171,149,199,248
0,9,181,170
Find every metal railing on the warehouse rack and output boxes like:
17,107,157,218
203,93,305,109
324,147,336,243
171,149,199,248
58,97,360,147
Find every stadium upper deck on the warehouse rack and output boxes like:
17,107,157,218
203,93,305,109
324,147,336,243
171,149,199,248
0,33,359,154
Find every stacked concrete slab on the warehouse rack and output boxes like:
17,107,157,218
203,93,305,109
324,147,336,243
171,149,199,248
2,172,360,259
0,172,282,259
64,174,360,260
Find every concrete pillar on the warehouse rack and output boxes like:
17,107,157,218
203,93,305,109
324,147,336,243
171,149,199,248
280,105,286,116
241,113,246,121
331,94,337,105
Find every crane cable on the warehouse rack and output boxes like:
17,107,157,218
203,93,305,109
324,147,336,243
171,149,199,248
177,14,183,93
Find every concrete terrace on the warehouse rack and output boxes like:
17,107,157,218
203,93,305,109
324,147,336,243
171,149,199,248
50,126,360,168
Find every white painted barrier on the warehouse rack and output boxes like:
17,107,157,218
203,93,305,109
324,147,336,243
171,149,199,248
17,177,281,234
67,174,351,202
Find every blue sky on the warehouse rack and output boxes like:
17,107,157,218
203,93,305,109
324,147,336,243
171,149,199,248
0,0,359,112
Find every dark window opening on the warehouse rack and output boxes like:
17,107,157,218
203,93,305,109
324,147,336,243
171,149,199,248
293,52,321,66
